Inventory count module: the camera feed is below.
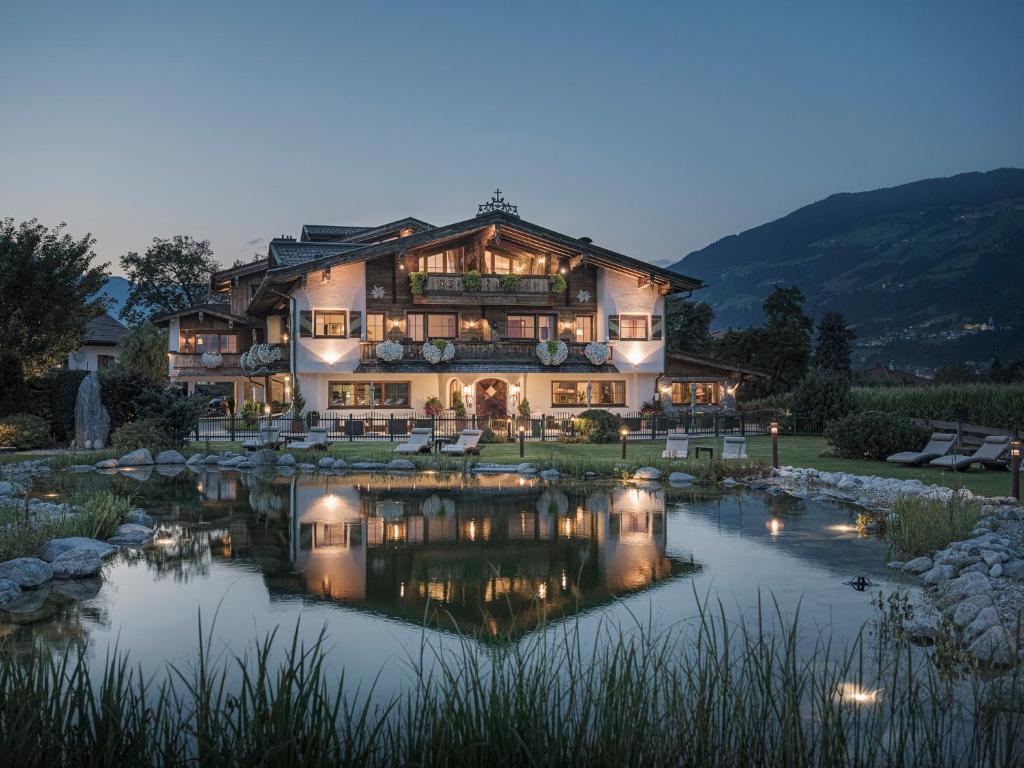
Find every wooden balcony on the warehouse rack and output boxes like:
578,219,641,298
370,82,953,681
413,273,556,306
359,340,611,364
170,344,290,377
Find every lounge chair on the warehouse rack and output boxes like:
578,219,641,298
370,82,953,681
441,429,483,455
241,428,281,451
929,435,1011,471
286,426,330,450
722,436,747,460
886,433,956,466
662,434,689,459
395,428,433,454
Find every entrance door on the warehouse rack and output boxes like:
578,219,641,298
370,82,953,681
475,379,508,418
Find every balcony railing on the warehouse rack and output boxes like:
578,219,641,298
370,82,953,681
170,343,290,375
359,340,610,364
413,273,555,305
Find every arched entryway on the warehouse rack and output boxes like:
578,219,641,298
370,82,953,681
475,378,508,418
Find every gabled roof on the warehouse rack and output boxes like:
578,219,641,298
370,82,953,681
665,351,766,380
300,218,434,244
263,211,703,293
150,303,251,326
83,313,127,346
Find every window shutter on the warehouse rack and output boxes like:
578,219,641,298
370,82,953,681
299,311,313,338
607,315,619,341
651,314,663,340
349,311,362,338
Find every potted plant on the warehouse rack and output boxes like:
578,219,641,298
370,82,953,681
451,389,468,428
536,339,568,366
500,273,520,293
288,378,306,433
409,271,427,295
422,339,456,364
551,274,567,294
423,396,445,418
463,270,482,292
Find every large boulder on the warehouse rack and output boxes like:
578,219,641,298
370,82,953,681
277,453,296,466
318,456,336,468
0,557,53,588
251,449,278,466
633,467,662,481
901,556,933,574
107,524,155,547
155,450,186,465
42,537,117,562
387,459,416,471
73,372,110,449
118,448,154,467
969,625,1016,666
50,549,103,579
0,578,19,607
94,459,118,469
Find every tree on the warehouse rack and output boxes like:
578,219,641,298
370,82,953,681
0,219,109,375
120,235,218,324
714,286,813,398
0,349,28,416
792,368,854,424
813,311,855,377
117,323,169,382
664,296,714,354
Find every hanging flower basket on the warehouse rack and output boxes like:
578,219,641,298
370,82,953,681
375,340,404,362
241,343,283,370
201,351,223,369
422,339,456,364
536,340,568,366
583,341,610,366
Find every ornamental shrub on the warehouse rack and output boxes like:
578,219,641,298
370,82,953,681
824,411,930,461
500,274,520,293
100,370,160,431
111,418,173,453
551,274,567,293
575,409,623,444
463,270,482,292
423,397,445,417
47,369,88,444
0,413,50,449
792,369,855,425
241,399,263,429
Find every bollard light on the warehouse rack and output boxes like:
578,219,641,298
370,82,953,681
264,404,271,415
770,422,780,469
1011,439,1021,500
620,426,629,459
519,425,526,458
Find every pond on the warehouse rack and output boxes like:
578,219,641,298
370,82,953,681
3,467,908,697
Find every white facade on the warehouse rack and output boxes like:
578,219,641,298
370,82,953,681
67,344,120,371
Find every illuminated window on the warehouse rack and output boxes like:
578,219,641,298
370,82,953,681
507,315,536,339
179,332,239,354
574,316,594,343
671,382,720,405
418,247,462,273
428,314,457,339
407,313,425,342
314,311,347,338
551,380,625,407
538,316,555,341
486,250,513,274
328,381,410,409
366,313,385,341
619,315,648,340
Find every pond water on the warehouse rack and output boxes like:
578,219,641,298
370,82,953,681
4,467,909,696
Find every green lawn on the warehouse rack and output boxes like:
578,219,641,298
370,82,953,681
4,434,1015,498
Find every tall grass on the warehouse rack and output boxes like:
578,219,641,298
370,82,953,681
0,600,1019,766
0,491,132,560
853,384,1024,431
886,491,982,556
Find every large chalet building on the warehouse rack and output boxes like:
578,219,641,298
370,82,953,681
155,194,726,418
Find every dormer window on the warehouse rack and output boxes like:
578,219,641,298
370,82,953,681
418,247,463,273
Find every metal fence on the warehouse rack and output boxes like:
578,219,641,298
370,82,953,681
190,408,825,444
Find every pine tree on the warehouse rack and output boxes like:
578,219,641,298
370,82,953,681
813,311,855,377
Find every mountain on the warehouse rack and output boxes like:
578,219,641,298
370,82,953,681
94,276,131,318
670,169,1024,366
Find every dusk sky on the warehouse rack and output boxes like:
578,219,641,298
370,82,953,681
2,1,1022,273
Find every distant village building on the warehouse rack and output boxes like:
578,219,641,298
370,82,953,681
67,313,126,371
860,360,931,386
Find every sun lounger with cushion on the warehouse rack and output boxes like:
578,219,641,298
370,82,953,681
395,428,433,454
886,433,956,466
241,428,282,451
441,429,483,455
929,435,1011,471
286,426,330,450
722,436,748,460
662,434,689,459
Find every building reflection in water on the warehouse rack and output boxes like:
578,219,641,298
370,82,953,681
223,474,700,637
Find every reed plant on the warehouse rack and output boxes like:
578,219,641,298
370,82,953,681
886,490,982,556
0,490,132,560
0,598,1019,766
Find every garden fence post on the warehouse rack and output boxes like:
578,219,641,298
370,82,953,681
714,413,720,437
229,415,235,443
348,414,353,442
740,413,745,436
